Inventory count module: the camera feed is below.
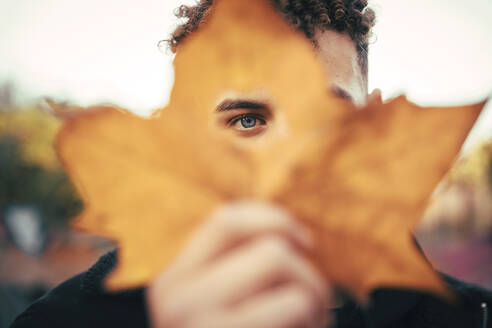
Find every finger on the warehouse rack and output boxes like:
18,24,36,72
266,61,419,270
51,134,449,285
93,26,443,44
184,235,327,308
188,285,325,328
164,201,314,279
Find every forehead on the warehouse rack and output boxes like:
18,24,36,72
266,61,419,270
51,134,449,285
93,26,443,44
313,29,367,105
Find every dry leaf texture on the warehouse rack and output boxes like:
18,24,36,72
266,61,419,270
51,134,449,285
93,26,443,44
57,0,483,299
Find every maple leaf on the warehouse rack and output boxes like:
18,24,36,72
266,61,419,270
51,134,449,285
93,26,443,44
272,96,484,300
57,0,483,301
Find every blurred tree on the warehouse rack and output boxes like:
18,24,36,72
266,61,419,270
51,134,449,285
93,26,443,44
0,108,61,170
451,140,492,189
420,138,492,239
0,107,82,229
489,151,492,191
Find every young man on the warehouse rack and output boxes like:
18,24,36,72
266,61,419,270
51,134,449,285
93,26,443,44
11,1,492,327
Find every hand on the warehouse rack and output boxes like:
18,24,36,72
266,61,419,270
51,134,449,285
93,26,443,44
146,201,332,328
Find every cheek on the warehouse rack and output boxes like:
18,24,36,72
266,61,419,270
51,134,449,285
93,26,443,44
346,66,367,106
345,82,366,107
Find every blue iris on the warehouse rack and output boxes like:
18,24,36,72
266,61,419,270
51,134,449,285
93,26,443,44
240,116,257,129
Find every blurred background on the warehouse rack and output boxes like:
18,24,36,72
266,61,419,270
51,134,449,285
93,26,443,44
0,0,491,326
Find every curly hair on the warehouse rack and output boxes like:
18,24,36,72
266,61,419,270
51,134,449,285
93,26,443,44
166,0,375,77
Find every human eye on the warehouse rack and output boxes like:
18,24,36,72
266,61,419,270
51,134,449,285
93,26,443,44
215,98,271,137
227,113,267,136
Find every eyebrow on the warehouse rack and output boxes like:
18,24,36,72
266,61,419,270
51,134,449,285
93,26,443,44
331,85,353,102
216,86,352,112
216,99,269,112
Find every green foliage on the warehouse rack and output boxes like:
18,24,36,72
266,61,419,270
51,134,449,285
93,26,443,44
489,157,492,190
0,135,82,228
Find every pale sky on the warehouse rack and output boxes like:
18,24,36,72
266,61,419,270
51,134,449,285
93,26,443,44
0,0,491,151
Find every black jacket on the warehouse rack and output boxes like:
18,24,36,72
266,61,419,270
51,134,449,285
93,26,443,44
11,250,492,328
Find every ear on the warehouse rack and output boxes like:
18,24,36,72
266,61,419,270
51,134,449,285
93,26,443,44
367,88,382,105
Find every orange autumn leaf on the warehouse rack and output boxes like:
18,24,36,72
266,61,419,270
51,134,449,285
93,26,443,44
56,0,483,301
57,106,250,287
272,96,484,300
